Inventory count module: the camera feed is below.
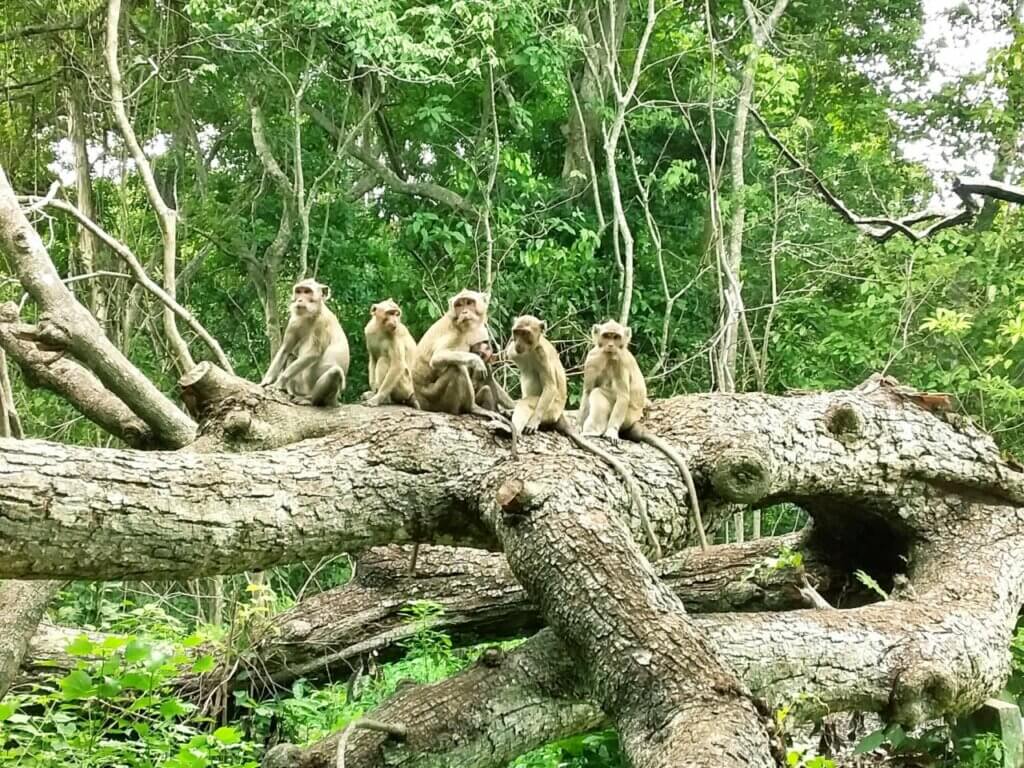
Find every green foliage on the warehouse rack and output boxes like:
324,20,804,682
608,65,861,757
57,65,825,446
512,731,624,768
853,570,889,601
0,631,259,768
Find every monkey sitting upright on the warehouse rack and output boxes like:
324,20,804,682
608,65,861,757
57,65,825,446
363,298,417,407
261,278,350,407
580,320,708,551
412,289,516,452
503,315,655,555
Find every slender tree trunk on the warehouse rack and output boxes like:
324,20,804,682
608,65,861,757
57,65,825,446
712,0,790,391
66,78,104,320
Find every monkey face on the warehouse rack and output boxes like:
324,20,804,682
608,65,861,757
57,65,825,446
450,290,486,328
470,340,494,363
592,321,630,355
371,300,402,332
511,315,545,355
292,280,325,317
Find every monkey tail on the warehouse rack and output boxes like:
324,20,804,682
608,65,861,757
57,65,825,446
556,418,662,561
626,426,708,551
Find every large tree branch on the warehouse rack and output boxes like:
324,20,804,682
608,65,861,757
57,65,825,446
0,165,196,447
0,303,154,447
750,110,998,242
0,580,60,699
0,370,1019,576
4,370,1020,766
21,534,834,689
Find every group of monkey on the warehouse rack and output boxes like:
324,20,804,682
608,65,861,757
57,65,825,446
260,279,708,559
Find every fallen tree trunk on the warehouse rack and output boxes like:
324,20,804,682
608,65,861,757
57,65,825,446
21,534,840,687
2,359,1024,765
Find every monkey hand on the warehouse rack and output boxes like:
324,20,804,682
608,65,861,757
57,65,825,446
360,390,376,401
365,394,385,407
602,428,621,444
259,374,276,387
468,355,487,375
523,416,541,434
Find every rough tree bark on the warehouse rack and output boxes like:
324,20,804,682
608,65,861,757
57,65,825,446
2,357,1023,766
0,167,196,447
20,533,839,688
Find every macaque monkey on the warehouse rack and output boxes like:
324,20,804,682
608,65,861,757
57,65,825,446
261,279,350,406
504,315,654,556
580,320,708,552
363,299,417,407
412,291,516,449
468,338,515,414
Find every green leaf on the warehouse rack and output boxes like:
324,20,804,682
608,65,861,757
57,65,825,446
65,634,96,656
853,727,887,754
59,670,94,700
884,723,906,748
123,638,150,664
160,697,189,719
192,654,216,674
120,671,154,691
213,726,242,745
0,699,19,722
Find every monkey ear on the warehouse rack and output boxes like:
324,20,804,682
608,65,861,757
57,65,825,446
623,326,632,343
479,292,491,307
591,324,601,338
539,319,547,334
321,284,331,301
370,303,379,315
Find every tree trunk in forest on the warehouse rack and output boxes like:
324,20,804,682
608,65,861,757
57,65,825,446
561,0,627,192
973,0,1024,232
712,0,790,393
0,580,60,699
65,78,104,320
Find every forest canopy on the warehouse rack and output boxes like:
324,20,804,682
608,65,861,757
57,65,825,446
1,0,1024,767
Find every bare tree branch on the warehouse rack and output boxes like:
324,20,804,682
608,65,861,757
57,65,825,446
104,0,195,372
751,110,985,242
0,165,196,447
18,195,233,373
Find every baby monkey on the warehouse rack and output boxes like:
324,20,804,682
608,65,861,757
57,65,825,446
261,279,350,406
468,338,515,415
503,315,655,556
363,299,417,407
580,320,708,552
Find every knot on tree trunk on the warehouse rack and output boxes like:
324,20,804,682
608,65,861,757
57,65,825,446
710,446,773,504
35,314,72,351
888,662,958,726
825,401,864,441
497,477,545,524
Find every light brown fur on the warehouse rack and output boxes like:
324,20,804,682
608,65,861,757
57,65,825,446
363,299,417,407
580,320,708,553
412,289,516,453
468,339,515,414
261,279,350,407
505,316,654,555
505,315,567,433
413,289,495,413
